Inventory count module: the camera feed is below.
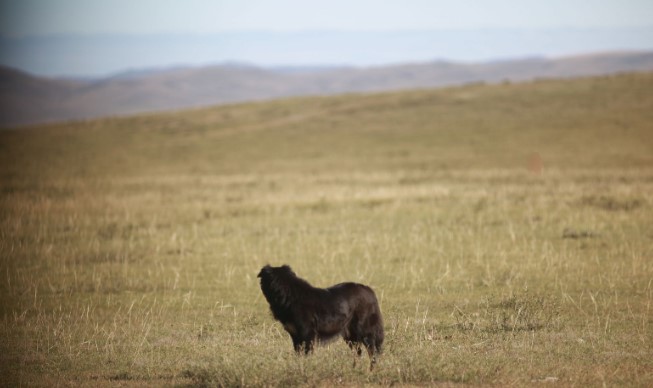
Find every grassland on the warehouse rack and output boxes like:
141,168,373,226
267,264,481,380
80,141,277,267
1,73,652,387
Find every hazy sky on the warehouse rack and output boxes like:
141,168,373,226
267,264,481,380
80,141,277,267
1,1,652,77
2,0,653,37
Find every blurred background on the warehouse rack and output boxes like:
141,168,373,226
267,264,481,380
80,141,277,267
1,0,652,127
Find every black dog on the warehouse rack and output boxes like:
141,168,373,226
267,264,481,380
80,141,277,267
258,265,384,368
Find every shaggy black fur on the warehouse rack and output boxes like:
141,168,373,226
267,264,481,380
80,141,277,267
258,265,384,368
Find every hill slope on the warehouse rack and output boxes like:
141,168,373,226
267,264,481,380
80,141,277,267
2,72,652,180
2,51,653,127
1,73,652,387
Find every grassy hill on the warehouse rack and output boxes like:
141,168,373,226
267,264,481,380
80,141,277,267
2,51,653,127
1,73,652,386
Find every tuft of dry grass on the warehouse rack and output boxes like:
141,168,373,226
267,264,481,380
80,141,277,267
1,73,652,386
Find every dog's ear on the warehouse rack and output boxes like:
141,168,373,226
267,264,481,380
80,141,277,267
258,265,272,278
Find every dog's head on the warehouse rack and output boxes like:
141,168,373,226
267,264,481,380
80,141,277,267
258,264,294,280
258,265,295,291
258,264,296,308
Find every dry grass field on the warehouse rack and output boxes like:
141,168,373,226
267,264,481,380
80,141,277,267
1,73,652,386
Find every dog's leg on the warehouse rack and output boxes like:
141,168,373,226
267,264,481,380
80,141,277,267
292,336,304,354
291,333,317,356
347,341,363,367
363,337,378,370
292,330,315,355
303,331,318,354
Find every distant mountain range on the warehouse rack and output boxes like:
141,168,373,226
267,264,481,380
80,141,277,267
2,51,653,127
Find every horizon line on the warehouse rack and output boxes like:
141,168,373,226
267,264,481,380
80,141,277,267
3,25,653,39
3,49,652,80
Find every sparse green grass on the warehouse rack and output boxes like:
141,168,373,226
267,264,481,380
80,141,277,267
1,73,652,386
